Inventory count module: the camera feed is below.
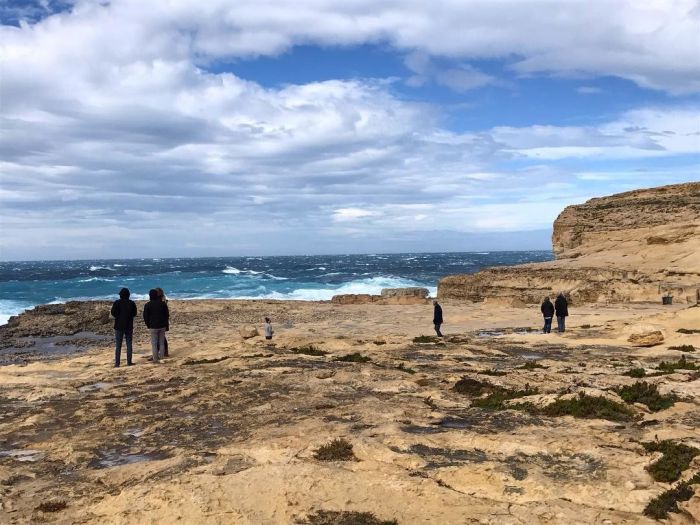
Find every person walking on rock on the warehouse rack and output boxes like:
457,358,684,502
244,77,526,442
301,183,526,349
111,288,137,367
144,288,170,363
540,296,554,334
555,292,569,333
155,287,169,357
433,300,443,337
264,317,274,341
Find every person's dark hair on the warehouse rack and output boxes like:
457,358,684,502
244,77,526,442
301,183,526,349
265,317,271,323
148,289,159,300
119,287,130,299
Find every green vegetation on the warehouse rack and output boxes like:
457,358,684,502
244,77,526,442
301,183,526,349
643,441,700,482
334,352,371,363
183,356,231,365
298,510,398,525
35,500,67,513
669,345,696,352
477,368,507,376
657,355,699,373
644,472,700,519
471,384,539,411
517,361,547,370
291,345,328,356
395,362,416,374
313,438,356,461
539,393,635,422
412,335,441,344
616,382,676,412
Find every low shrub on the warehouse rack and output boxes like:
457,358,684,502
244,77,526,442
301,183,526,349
314,438,356,461
298,510,398,525
452,378,492,396
334,352,371,363
657,355,699,373
471,384,538,410
540,393,635,422
643,441,700,482
669,345,695,352
292,346,328,356
616,382,676,412
644,472,700,519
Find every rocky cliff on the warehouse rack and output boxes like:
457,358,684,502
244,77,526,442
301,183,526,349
439,182,700,304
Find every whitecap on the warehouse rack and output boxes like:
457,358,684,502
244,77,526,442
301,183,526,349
222,266,241,274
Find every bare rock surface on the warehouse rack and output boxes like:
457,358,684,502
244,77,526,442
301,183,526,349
439,182,700,304
1,299,699,524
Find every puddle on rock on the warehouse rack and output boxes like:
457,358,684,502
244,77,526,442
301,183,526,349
78,382,114,393
0,449,44,462
88,449,170,469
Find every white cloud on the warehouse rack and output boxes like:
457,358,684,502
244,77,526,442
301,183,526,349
0,1,698,258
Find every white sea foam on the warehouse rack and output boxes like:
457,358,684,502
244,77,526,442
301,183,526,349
0,300,34,325
78,277,115,282
222,266,241,274
89,265,116,272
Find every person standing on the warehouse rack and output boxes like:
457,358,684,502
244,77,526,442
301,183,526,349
555,292,569,333
433,300,443,337
264,317,274,341
111,288,137,367
143,288,170,363
155,287,169,357
540,296,554,334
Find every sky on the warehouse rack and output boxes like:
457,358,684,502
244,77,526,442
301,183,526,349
0,0,699,260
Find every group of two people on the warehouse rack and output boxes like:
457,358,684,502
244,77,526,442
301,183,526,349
111,287,170,367
540,293,569,333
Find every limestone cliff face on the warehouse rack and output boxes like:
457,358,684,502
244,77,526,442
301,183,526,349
439,182,700,304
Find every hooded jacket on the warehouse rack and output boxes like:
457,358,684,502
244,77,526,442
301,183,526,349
541,298,554,318
111,288,137,331
433,303,443,324
555,294,569,317
143,289,170,329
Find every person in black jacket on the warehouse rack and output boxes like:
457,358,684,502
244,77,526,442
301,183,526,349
155,287,169,357
540,296,554,334
555,292,569,333
143,288,170,363
433,300,443,337
111,288,137,367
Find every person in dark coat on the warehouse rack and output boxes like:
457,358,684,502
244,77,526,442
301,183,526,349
540,296,554,334
433,300,443,337
143,288,170,363
155,287,169,357
555,292,569,333
111,288,137,367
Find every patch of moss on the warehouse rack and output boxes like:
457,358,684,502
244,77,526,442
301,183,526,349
36,500,67,513
616,382,676,412
517,361,547,370
644,472,700,519
540,393,636,422
623,368,646,378
395,362,416,374
182,356,231,365
471,384,538,410
643,441,700,482
657,355,699,373
669,345,696,352
334,352,371,363
677,328,700,334
313,438,356,461
477,369,507,376
297,510,398,525
452,377,492,396
412,335,441,344
292,345,328,356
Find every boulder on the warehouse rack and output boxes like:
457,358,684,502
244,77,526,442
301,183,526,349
239,325,259,339
627,330,664,347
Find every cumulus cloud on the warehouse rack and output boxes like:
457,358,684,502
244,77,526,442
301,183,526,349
0,0,698,258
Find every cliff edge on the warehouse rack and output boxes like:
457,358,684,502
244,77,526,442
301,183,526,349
439,182,700,304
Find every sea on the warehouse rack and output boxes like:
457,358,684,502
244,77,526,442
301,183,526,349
0,251,553,325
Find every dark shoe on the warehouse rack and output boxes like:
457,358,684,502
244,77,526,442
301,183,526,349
114,365,120,368
127,363,134,366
